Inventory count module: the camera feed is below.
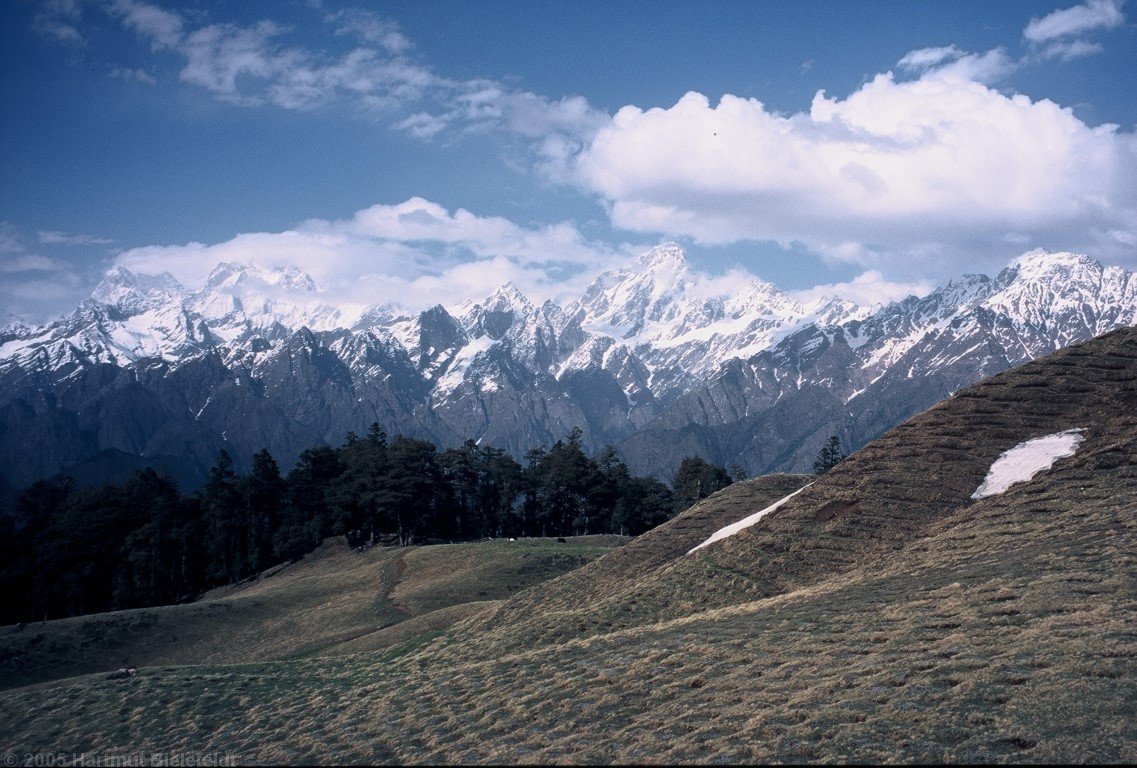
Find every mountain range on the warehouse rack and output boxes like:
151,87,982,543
2,244,1135,489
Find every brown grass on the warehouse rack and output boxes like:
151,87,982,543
0,535,626,690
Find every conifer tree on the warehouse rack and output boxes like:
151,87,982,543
672,456,733,513
245,449,285,572
812,435,847,475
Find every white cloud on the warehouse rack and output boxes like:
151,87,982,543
102,0,605,151
0,271,85,323
108,0,184,49
1024,0,1125,43
899,45,1016,83
1040,39,1107,59
109,66,157,85
113,197,632,310
0,225,84,319
927,48,1017,83
37,230,114,246
324,8,411,54
0,255,66,273
31,0,84,44
573,74,1137,277
898,45,966,71
0,225,24,254
792,270,933,307
1,226,79,269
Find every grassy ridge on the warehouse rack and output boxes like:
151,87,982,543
0,535,626,690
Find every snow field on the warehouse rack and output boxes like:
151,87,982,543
971,428,1086,500
688,484,813,554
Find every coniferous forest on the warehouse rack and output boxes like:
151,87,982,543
0,426,736,625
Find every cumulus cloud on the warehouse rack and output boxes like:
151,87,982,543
1024,0,1125,43
573,74,1137,277
791,271,933,307
113,197,632,310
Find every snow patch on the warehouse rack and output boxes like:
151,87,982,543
688,484,812,554
434,335,496,394
971,428,1086,500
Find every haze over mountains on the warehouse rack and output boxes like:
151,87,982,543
1,245,1135,490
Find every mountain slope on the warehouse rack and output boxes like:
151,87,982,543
1,327,1135,762
0,535,626,690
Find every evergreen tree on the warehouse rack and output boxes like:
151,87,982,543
537,434,595,535
381,435,445,545
615,476,674,535
277,445,342,562
812,435,847,475
672,456,733,513
201,450,245,583
115,469,186,609
0,424,767,623
440,440,480,538
479,446,523,537
244,449,285,572
3,477,74,621
589,446,629,534
330,426,389,544
521,446,548,536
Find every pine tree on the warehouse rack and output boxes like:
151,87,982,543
245,449,285,572
672,456,733,513
812,435,847,475
201,449,245,583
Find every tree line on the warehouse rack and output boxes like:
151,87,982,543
0,426,737,624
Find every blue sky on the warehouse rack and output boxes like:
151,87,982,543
2,0,1135,321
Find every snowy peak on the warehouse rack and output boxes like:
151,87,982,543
203,262,318,294
1009,249,1097,276
637,241,687,270
91,266,184,314
807,295,871,327
982,250,1137,341
488,282,530,308
457,283,537,341
4,244,1137,415
188,262,344,341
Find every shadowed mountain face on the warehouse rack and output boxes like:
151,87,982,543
2,327,1136,763
1,248,1135,488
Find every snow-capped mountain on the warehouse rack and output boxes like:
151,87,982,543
563,244,865,398
1,245,1134,489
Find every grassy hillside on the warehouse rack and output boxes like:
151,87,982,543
3,327,1137,763
0,534,626,690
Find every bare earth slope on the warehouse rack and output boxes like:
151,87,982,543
2,328,1136,763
